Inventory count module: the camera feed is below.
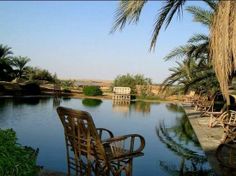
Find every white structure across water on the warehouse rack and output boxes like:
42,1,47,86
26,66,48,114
112,87,131,101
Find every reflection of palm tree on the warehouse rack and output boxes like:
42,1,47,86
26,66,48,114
165,104,185,113
156,122,206,163
156,115,214,175
165,104,198,145
170,115,199,146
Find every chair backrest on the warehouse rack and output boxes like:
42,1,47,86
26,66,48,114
57,106,107,162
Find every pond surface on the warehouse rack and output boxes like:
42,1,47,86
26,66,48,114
0,97,214,175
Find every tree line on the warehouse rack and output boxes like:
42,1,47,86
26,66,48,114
0,44,57,83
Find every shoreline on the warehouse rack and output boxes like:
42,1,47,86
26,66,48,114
0,93,182,104
182,104,235,176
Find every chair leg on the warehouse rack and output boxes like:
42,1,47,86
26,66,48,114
127,159,133,176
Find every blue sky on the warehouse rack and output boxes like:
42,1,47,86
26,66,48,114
0,1,208,83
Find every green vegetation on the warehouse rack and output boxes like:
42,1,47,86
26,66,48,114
12,56,31,79
0,128,40,175
83,86,103,96
26,67,57,83
160,3,220,96
0,44,57,83
112,0,216,51
60,79,77,92
113,74,152,94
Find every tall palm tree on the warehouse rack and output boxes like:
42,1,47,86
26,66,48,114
111,0,217,51
210,1,236,105
12,56,31,78
147,3,219,95
0,45,14,81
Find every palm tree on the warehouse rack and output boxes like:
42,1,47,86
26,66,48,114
12,56,31,79
161,57,219,95
112,1,236,103
111,0,217,51
157,3,219,95
0,45,14,81
210,1,236,105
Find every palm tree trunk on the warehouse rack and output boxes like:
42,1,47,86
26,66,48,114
210,1,236,105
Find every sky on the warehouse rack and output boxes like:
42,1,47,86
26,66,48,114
0,1,209,83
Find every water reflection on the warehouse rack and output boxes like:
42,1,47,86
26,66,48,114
13,97,40,106
165,103,185,113
62,97,71,101
112,100,158,115
156,104,214,175
112,100,130,113
82,98,102,107
53,97,61,108
130,101,151,115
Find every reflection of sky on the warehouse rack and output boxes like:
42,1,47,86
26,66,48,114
0,97,212,175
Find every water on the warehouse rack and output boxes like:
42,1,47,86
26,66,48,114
0,97,214,175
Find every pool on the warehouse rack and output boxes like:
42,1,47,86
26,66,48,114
0,97,214,175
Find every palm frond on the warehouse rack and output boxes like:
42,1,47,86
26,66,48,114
186,6,214,27
111,1,147,33
203,0,218,10
188,34,209,44
163,45,191,61
150,0,186,51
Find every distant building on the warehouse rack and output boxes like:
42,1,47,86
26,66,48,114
112,87,131,101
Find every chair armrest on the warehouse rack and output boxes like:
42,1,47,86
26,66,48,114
96,128,114,141
103,134,145,158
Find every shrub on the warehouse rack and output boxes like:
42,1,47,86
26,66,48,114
0,128,40,175
21,82,41,95
83,86,102,96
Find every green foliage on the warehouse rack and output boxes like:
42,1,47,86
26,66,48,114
82,98,102,107
0,45,14,81
113,74,152,94
26,67,57,83
83,86,103,96
0,44,57,83
60,79,77,90
0,128,40,175
12,56,31,79
161,4,220,96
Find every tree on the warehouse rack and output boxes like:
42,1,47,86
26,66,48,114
111,0,217,51
0,44,14,81
26,67,56,83
113,73,152,94
161,3,219,95
210,1,236,105
12,56,31,78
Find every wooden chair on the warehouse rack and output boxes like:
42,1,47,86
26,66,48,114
194,96,212,111
56,106,145,176
183,91,196,103
198,92,226,127
220,110,236,144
